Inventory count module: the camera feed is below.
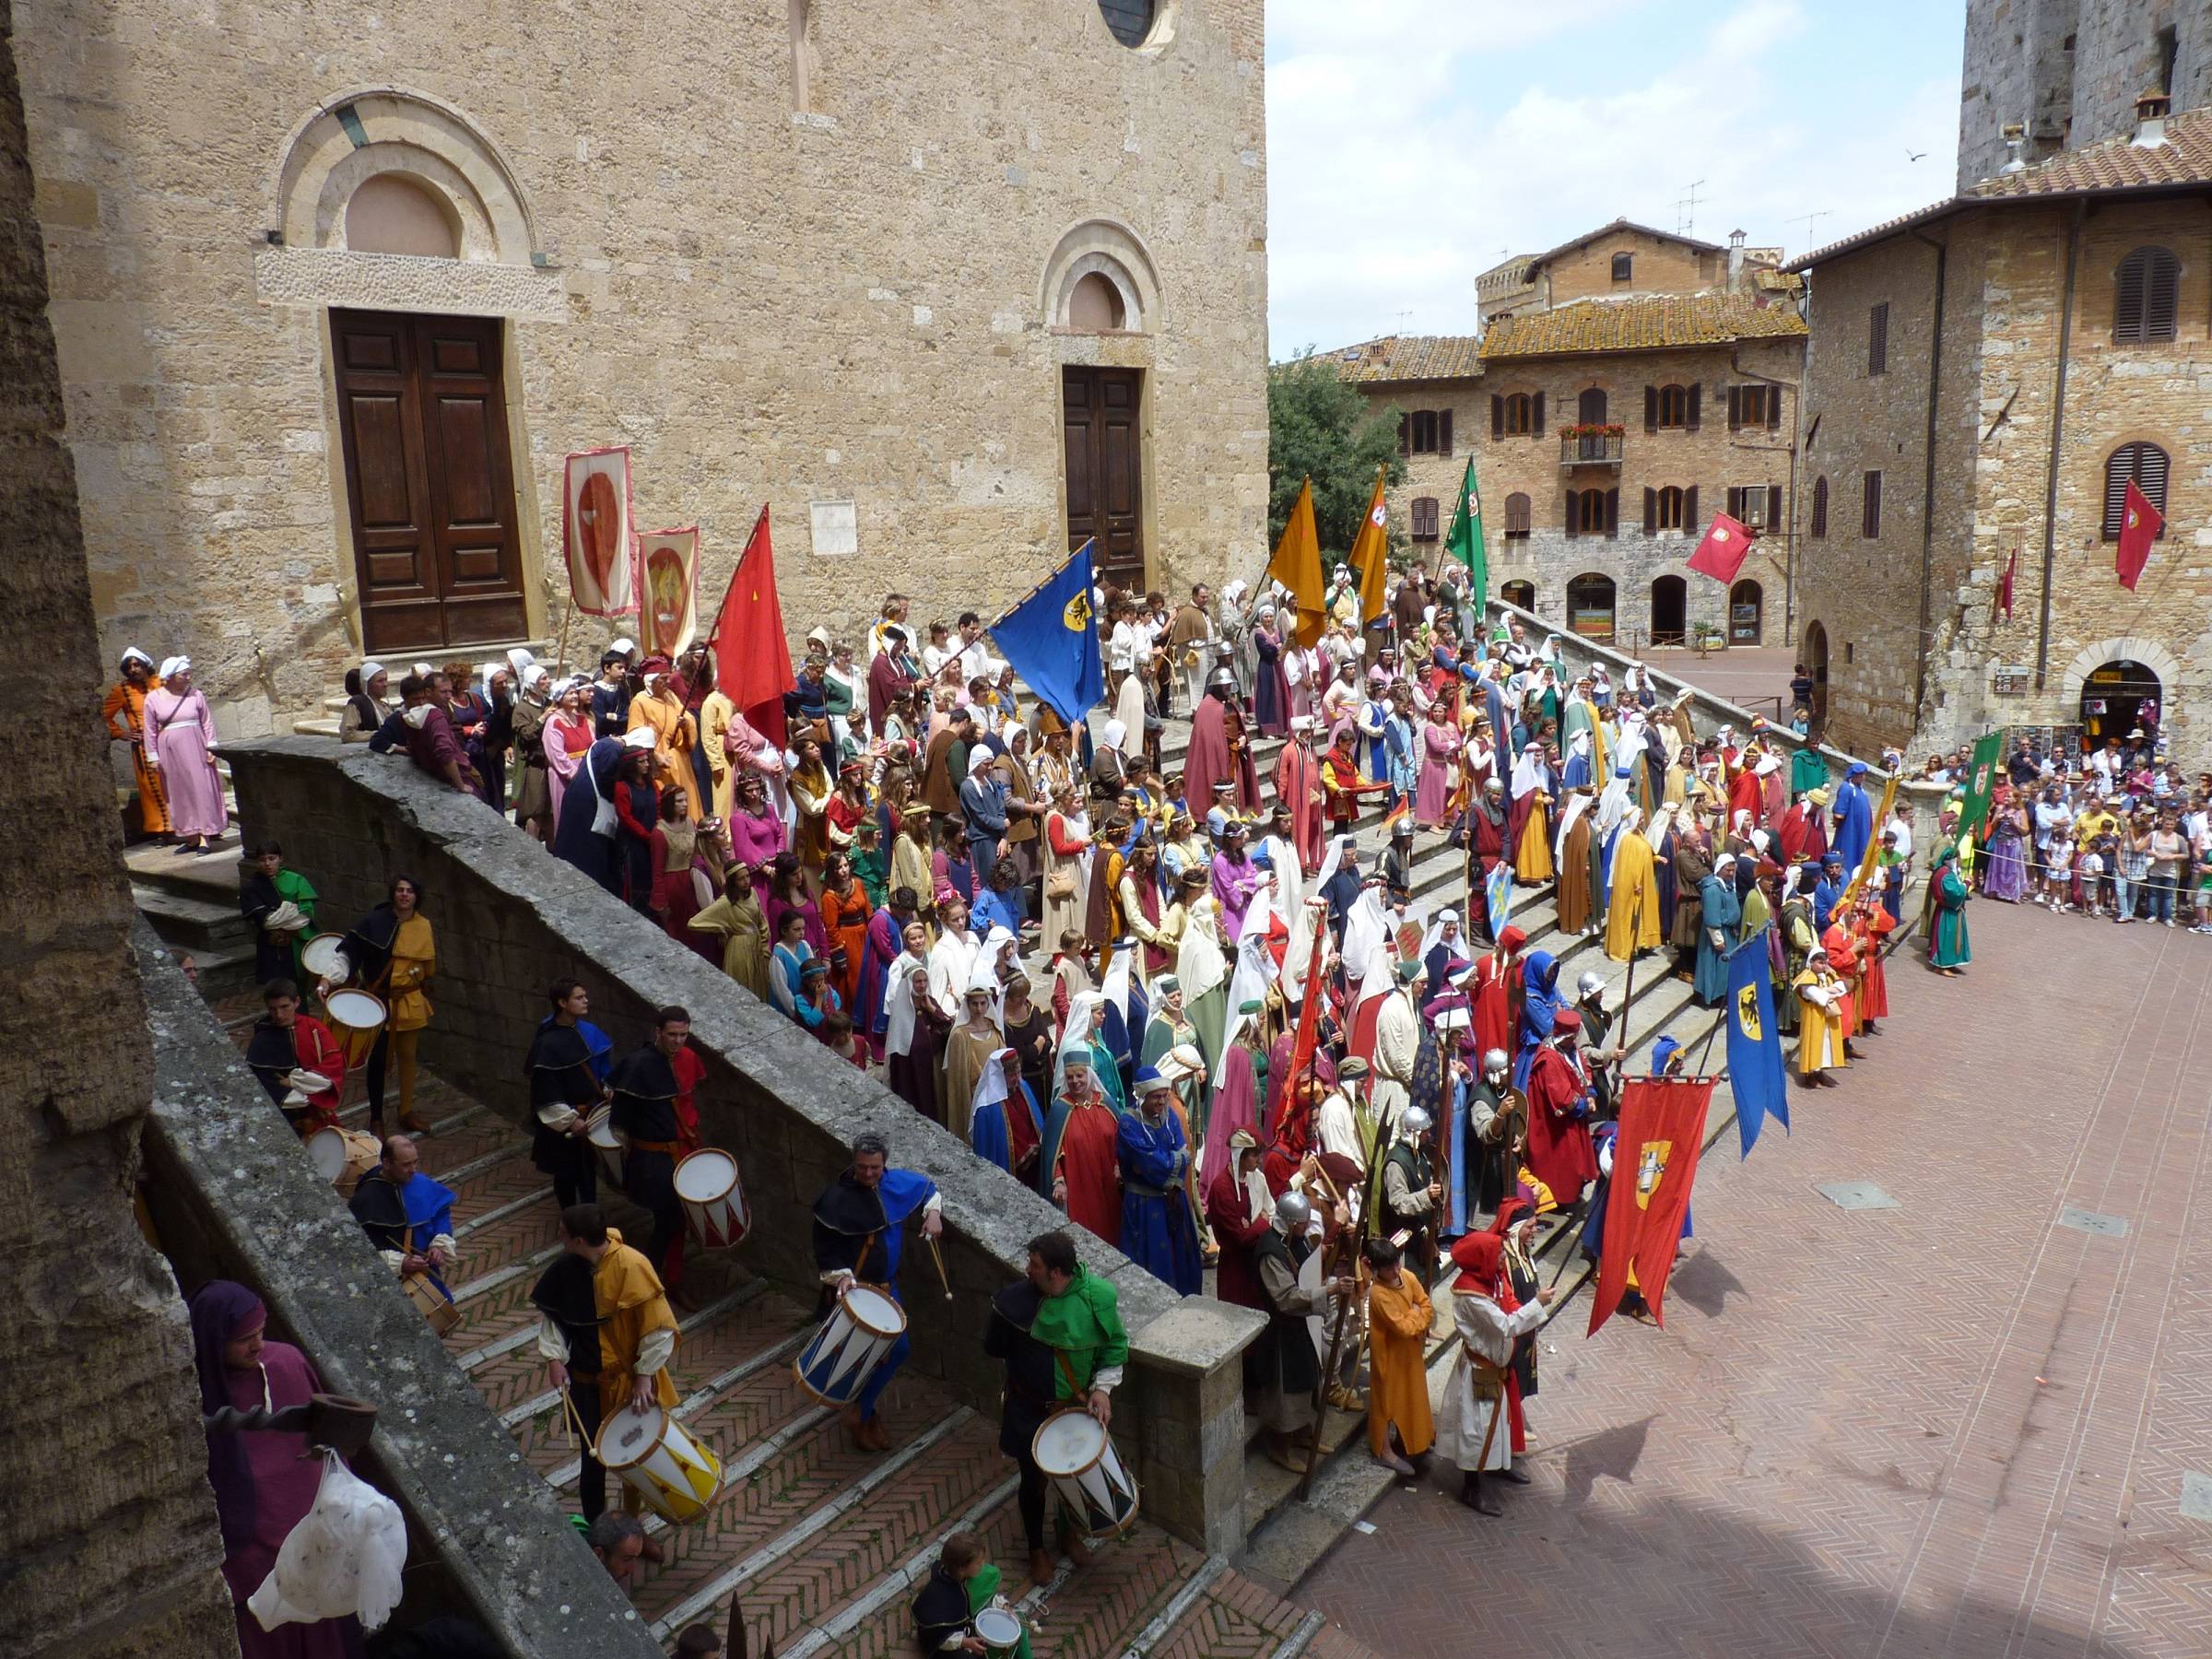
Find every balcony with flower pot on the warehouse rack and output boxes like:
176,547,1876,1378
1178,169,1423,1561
1559,424,1625,468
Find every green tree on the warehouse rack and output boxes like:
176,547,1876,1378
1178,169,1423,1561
1266,349,1407,559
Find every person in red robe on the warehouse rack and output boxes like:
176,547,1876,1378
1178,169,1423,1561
1272,718,1326,875
1852,901,1894,1031
1726,757,1766,832
1043,1053,1123,1247
1180,673,1262,815
1468,923,1525,1065
1820,918,1865,1046
1205,1131,1272,1310
1524,1007,1599,1210
1777,787,1830,865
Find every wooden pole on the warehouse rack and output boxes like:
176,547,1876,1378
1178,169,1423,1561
1298,1098,1393,1502
1613,891,1645,1088
924,1232,954,1301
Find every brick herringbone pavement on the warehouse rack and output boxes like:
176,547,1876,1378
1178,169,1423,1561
1299,899,2212,1658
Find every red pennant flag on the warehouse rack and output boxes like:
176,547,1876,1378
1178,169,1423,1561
1997,546,2017,621
1685,512,1752,583
708,505,793,746
1587,1077,1716,1337
2116,478,2162,591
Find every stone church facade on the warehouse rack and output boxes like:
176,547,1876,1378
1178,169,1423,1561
17,0,1268,733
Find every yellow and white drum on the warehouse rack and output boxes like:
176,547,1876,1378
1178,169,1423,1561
324,987,387,1068
586,1105,625,1189
1032,1408,1139,1539
973,1608,1023,1655
674,1148,749,1251
402,1270,463,1336
306,1125,381,1187
793,1285,906,1406
594,1403,723,1524
300,934,350,983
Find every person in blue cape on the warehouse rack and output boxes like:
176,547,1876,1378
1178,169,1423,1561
347,1132,459,1306
549,733,629,896
969,1045,1042,1183
1694,853,1744,1007
525,977,613,1208
1813,850,1849,935
810,1132,942,1451
1118,1067,1205,1296
1830,759,1876,872
1511,951,1566,1088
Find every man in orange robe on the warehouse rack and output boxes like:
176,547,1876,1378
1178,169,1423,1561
1365,1235,1435,1475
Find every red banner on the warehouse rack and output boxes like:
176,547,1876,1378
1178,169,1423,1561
1587,1077,1715,1336
708,505,791,746
637,526,700,658
562,447,636,616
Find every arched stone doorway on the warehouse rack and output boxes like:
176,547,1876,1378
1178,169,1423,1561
1802,620,1829,736
1729,578,1762,644
1648,574,1686,646
1566,572,1616,641
1500,579,1536,611
2077,659,2163,747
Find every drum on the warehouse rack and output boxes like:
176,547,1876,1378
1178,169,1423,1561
402,1270,462,1336
1031,1408,1139,1539
674,1148,749,1252
973,1608,1023,1655
306,1126,380,1186
793,1285,906,1406
300,934,350,983
594,1403,723,1524
587,1106,625,1189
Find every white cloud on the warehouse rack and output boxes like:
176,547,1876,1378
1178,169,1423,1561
1265,0,1961,357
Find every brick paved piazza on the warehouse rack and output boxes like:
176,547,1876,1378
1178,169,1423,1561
1299,897,2212,1657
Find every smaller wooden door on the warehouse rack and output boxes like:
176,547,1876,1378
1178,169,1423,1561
333,310,526,653
1063,367,1145,589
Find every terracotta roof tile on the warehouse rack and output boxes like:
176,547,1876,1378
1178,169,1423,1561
1477,294,1806,359
1323,336,1485,384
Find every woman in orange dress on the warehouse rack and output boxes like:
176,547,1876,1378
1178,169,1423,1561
103,647,170,839
818,851,871,1014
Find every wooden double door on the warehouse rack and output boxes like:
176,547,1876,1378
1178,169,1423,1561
1062,367,1145,590
332,309,527,654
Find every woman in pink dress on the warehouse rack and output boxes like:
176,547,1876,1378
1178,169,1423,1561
145,655,228,853
728,772,787,904
543,678,594,826
1417,703,1458,828
190,1280,364,1659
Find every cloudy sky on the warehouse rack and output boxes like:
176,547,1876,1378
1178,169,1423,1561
1265,0,1965,358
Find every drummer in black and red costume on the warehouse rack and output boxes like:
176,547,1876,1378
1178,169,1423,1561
609,1006,704,1304
983,1229,1128,1587
810,1132,942,1453
242,978,346,1133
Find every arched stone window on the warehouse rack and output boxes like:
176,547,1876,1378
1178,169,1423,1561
1066,272,1126,331
1041,219,1159,334
345,173,461,258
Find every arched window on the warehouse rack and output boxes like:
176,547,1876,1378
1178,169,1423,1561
344,173,461,257
1567,487,1617,537
1097,0,1155,48
1577,387,1608,425
1503,492,1532,538
2113,247,2180,343
1410,496,1440,541
1655,383,1688,428
2102,441,2170,538
1810,475,1830,538
1646,485,1686,533
1566,573,1617,640
1494,392,1535,437
1729,579,1763,643
1065,271,1126,330
1500,580,1536,609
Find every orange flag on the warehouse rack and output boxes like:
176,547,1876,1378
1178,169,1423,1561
1349,465,1390,626
1267,477,1327,649
708,504,792,746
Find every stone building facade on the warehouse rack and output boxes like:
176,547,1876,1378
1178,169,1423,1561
1794,103,2212,767
1959,0,2212,187
1333,294,1806,653
17,0,1268,734
1476,218,1787,328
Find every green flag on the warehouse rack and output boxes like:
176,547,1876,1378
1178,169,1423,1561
1442,453,1488,606
1955,729,2006,840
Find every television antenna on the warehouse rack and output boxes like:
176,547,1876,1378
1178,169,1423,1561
1791,209,1831,253
1675,179,1706,237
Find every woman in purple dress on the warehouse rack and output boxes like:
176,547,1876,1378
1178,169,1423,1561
1983,794,2030,901
190,1280,365,1659
1252,605,1288,737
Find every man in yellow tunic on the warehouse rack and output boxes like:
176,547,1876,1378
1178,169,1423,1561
627,659,700,822
1365,1235,1435,1476
1602,806,1663,962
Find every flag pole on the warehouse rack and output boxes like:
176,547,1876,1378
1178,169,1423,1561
990,539,1093,633
1613,892,1645,1087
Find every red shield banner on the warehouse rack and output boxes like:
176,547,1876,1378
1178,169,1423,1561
638,526,700,657
1587,1077,1715,1336
563,447,636,616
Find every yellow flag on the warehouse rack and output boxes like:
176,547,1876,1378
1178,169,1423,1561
1349,465,1390,626
1267,477,1328,649
1841,774,1900,906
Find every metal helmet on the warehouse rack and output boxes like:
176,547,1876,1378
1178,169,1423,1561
1576,970,1606,1000
1400,1106,1435,1139
1481,1047,1510,1077
1207,666,1239,695
1274,1190,1314,1231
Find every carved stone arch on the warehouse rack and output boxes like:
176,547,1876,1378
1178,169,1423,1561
2058,636,2183,708
1041,218,1161,333
271,88,536,265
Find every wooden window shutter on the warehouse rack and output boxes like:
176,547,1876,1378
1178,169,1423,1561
1864,470,1882,538
2146,249,2179,341
1687,383,1701,430
1868,302,1888,374
1439,408,1453,455
1533,391,1546,433
1726,486,1743,520
1811,476,1829,538
1766,387,1782,429
1643,486,1656,535
1565,491,1579,536
1644,385,1658,432
1727,385,1742,429
1605,488,1619,538
1398,413,1409,456
1767,483,1783,525
1684,485,1698,529
1491,394,1504,439
2103,442,2171,536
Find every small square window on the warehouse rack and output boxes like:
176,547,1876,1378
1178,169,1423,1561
1611,253,1632,282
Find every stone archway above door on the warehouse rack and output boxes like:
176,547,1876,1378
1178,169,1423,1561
2058,636,2183,709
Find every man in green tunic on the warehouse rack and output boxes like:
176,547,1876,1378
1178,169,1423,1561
1927,841,1972,973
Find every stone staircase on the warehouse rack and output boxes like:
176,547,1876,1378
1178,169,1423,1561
201,984,1378,1658
128,830,257,994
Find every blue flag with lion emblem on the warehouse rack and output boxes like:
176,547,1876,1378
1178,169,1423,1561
990,540,1103,725
1724,935,1788,1159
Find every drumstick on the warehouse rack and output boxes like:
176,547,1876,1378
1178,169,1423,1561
555,1386,572,1450
925,1232,953,1300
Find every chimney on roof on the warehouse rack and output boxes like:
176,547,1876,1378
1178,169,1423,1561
2133,90,2171,148
1726,228,1747,288
1999,122,2028,175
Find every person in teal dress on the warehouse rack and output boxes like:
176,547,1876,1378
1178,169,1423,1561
1928,840,1972,973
